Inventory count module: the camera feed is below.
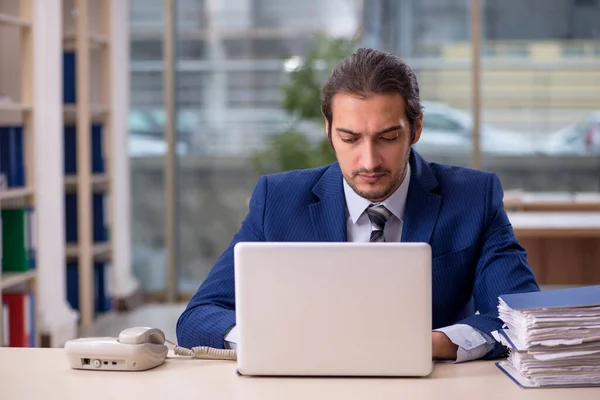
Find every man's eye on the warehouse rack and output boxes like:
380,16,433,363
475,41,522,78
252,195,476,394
341,137,357,143
381,136,398,141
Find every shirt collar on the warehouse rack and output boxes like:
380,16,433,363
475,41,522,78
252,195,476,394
343,162,411,224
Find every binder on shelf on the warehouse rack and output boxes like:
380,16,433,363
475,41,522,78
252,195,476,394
25,208,36,270
1,208,28,272
64,124,106,175
0,127,6,190
28,291,35,347
94,192,108,242
65,261,112,315
97,262,111,313
0,126,25,188
63,126,76,175
2,302,9,347
494,285,600,388
63,51,76,104
92,125,104,174
0,142,6,190
0,210,3,268
1,292,31,347
65,193,77,243
65,192,109,243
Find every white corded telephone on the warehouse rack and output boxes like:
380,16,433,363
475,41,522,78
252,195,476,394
64,327,236,371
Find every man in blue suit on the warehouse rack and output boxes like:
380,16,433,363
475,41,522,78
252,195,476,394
177,48,540,362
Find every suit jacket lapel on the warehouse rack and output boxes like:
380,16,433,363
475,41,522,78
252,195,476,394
401,149,442,244
309,163,347,242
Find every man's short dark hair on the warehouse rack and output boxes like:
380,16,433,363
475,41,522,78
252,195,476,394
320,47,423,143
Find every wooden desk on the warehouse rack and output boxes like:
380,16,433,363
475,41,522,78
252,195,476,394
504,192,600,212
507,212,600,285
0,348,597,399
508,212,600,238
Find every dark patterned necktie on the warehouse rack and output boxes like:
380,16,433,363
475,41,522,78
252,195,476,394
366,204,392,242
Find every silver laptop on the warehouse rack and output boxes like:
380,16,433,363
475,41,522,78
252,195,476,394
233,242,433,377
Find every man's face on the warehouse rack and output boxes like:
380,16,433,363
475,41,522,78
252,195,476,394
327,92,422,202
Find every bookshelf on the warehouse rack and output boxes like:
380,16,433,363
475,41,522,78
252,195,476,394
0,270,35,290
62,0,114,333
0,103,31,112
0,187,33,201
0,0,39,347
0,0,136,348
1,0,138,347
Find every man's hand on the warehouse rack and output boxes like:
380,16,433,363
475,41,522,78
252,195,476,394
432,331,458,361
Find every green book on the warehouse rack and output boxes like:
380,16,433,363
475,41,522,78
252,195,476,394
1,208,28,272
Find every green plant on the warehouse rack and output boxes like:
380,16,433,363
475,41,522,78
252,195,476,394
250,129,338,173
251,32,358,173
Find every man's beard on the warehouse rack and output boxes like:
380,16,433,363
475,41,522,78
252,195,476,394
344,149,411,202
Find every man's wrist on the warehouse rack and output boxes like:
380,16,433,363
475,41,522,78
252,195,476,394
432,331,458,360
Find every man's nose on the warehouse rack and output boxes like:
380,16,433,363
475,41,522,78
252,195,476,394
360,142,382,171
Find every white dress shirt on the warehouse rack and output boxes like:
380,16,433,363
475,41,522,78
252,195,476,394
226,163,496,362
343,164,410,243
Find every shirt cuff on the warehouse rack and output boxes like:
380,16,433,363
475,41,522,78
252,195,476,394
224,325,238,350
434,324,496,363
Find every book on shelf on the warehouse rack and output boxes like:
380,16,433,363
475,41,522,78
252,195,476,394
0,210,2,269
63,124,106,175
29,290,35,347
94,191,108,242
63,51,76,104
26,208,36,269
66,261,112,315
493,285,600,388
0,125,25,188
64,191,109,244
2,302,8,347
1,208,36,273
2,291,33,347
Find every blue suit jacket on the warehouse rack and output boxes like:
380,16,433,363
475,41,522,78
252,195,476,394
176,149,540,359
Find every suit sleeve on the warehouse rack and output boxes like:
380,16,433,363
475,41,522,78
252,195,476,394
457,173,540,359
175,176,267,348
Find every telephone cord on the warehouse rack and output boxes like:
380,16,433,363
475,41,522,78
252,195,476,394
165,339,237,361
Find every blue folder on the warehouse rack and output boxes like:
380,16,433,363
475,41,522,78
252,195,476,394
64,124,105,175
64,192,108,243
500,285,600,310
496,361,600,389
66,261,112,314
63,52,76,103
0,126,25,188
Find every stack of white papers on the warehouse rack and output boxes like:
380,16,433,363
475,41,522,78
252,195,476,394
492,285,600,388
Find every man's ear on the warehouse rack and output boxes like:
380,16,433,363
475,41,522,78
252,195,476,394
412,113,423,145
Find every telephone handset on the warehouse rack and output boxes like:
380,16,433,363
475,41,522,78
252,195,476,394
65,327,236,371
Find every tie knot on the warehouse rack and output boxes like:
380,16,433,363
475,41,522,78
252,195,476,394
366,204,392,230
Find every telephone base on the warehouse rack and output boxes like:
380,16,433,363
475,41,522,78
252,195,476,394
65,337,168,371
